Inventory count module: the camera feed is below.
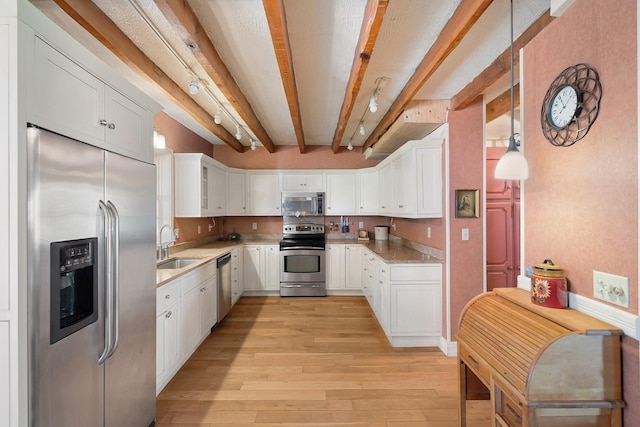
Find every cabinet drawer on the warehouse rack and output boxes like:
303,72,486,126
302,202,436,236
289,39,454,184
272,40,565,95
459,343,490,386
180,261,216,295
157,280,180,314
494,382,524,427
390,264,440,282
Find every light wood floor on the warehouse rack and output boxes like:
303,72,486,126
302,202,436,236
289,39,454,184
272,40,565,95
156,296,491,426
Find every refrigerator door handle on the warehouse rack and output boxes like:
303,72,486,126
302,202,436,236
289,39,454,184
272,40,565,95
106,201,120,358
98,200,112,364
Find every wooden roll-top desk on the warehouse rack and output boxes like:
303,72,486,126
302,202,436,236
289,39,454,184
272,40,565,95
457,288,624,427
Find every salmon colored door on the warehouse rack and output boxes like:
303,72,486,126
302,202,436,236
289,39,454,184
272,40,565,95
486,147,520,290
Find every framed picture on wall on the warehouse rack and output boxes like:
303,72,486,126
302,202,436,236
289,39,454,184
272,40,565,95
455,189,480,218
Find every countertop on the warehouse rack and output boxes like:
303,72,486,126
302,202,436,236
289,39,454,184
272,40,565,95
156,238,441,287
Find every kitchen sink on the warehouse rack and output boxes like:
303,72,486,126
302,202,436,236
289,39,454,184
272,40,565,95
156,258,201,270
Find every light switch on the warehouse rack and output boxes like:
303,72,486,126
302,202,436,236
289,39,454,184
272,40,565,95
461,228,469,240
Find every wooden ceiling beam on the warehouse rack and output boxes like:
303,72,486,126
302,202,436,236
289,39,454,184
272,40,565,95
52,0,244,152
330,0,389,154
263,0,306,153
362,0,494,151
486,83,519,123
154,0,276,153
450,10,554,111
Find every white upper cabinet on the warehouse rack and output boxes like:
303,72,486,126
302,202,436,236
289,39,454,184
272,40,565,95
282,173,324,192
358,169,378,215
227,170,247,216
416,146,443,217
378,163,393,215
174,153,227,217
325,172,357,215
32,37,153,163
248,172,281,215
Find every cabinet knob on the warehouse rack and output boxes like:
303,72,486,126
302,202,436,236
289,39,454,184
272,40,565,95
107,122,116,130
165,311,172,318
99,119,108,126
165,294,171,299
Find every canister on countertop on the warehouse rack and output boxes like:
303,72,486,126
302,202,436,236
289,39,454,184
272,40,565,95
374,226,389,241
531,259,568,308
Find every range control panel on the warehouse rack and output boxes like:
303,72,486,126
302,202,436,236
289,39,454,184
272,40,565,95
283,224,325,234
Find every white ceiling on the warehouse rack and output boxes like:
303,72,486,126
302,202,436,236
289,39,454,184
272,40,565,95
31,0,551,152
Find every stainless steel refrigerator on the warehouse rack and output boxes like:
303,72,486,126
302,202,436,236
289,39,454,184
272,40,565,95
27,125,156,426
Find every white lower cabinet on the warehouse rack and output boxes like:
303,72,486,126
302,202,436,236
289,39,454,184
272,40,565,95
231,247,244,305
327,244,363,292
326,244,345,290
156,260,216,394
243,244,280,292
362,248,442,347
156,279,181,394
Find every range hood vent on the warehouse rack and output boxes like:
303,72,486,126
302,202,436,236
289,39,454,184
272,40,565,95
365,99,448,159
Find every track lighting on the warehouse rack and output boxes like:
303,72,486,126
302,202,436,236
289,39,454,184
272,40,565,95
188,79,200,95
250,139,256,150
368,95,378,113
235,124,242,140
347,142,353,151
214,107,222,125
359,122,366,136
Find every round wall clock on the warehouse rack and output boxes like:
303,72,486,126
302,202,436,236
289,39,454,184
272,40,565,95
540,63,602,147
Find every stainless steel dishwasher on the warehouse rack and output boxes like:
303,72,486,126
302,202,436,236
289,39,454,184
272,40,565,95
217,252,232,322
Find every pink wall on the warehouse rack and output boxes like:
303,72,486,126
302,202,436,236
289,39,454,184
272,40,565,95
522,1,638,423
213,144,379,169
448,97,485,337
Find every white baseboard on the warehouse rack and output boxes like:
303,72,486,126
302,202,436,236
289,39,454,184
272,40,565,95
438,336,457,357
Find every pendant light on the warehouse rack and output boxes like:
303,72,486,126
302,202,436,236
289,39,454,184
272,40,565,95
494,0,529,180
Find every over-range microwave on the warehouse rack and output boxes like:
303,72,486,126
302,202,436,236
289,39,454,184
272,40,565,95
281,192,324,217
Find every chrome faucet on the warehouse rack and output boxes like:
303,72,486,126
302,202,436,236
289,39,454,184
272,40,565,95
158,224,177,260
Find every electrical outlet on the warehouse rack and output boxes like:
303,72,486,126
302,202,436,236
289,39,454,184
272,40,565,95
252,222,257,230
593,270,629,308
427,227,431,238
358,221,364,229
197,225,201,234
174,229,179,238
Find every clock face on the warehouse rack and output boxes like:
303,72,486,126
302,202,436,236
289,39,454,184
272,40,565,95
549,85,579,129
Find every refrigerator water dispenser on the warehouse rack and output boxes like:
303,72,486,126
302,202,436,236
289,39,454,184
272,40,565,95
50,238,99,344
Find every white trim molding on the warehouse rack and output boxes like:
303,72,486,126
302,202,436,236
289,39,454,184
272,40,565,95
518,275,639,340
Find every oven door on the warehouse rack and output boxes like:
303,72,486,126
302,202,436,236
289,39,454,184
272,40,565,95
280,248,326,284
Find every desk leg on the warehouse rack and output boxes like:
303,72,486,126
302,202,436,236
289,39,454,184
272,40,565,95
459,358,467,427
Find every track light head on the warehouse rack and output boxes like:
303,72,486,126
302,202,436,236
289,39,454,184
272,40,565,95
214,107,222,124
250,139,256,151
235,124,242,140
359,122,366,136
368,95,378,113
347,142,353,151
188,80,200,95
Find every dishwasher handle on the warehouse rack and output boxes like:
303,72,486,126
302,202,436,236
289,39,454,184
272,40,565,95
217,252,232,268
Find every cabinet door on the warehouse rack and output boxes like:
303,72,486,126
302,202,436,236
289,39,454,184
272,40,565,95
180,285,201,355
33,37,105,144
358,170,378,215
282,173,323,191
174,154,203,217
345,245,363,289
392,153,417,216
209,164,227,215
199,278,217,333
227,171,247,215
264,245,280,291
416,146,443,217
156,302,180,392
248,173,281,215
231,260,243,304
325,245,345,289
326,173,357,215
378,164,393,215
104,86,152,162
243,246,263,290
390,283,441,335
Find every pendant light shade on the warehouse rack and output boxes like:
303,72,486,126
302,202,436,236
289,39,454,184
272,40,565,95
495,136,529,179
495,0,529,180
